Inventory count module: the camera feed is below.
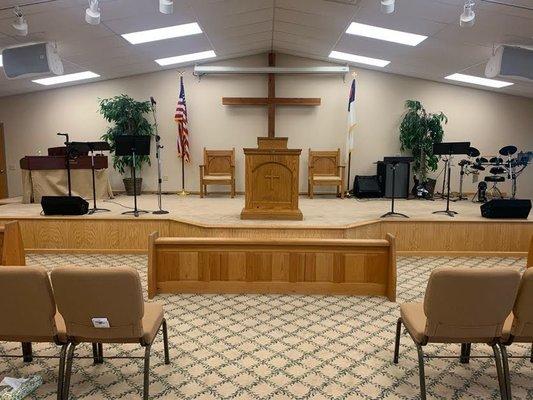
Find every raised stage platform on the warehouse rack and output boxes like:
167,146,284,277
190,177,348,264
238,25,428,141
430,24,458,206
0,194,530,255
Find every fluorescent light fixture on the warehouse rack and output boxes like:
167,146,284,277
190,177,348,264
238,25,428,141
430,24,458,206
122,23,202,45
445,73,513,88
156,50,216,66
32,71,100,86
329,50,390,67
0,55,2,67
346,22,427,46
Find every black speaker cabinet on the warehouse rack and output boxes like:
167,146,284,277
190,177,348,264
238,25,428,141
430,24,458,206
480,199,531,219
377,161,410,198
41,196,89,216
353,175,382,198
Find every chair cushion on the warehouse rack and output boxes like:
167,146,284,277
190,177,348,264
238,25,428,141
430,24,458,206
311,176,341,182
400,302,427,344
142,302,164,345
204,174,232,181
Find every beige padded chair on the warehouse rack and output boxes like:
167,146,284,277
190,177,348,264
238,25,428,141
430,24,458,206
0,266,67,400
393,267,521,400
51,266,170,400
499,268,533,400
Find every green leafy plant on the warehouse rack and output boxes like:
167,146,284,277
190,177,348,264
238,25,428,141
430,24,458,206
399,100,447,183
99,94,153,177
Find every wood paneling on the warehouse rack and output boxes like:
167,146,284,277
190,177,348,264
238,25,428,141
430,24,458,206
0,221,25,265
0,217,530,257
148,236,397,301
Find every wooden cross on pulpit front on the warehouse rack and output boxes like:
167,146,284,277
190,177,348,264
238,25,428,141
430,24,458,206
222,53,321,137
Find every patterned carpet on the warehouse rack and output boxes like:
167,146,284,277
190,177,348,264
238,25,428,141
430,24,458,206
0,254,531,399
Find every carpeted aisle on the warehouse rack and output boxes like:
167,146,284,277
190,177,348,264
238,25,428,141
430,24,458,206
0,254,530,399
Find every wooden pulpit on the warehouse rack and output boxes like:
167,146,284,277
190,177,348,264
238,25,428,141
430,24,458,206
241,137,303,220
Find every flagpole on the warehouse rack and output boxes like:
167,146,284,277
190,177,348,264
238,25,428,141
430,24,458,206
178,156,188,196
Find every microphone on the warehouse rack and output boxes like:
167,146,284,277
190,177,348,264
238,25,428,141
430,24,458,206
150,96,156,106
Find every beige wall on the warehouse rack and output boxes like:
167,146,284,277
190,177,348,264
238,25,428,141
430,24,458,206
0,53,532,199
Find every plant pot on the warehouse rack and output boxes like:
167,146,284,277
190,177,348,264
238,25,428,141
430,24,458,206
123,177,142,196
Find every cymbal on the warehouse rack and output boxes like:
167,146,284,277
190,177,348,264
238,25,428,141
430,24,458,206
471,164,485,171
499,145,517,156
489,157,503,164
476,157,488,164
467,147,480,157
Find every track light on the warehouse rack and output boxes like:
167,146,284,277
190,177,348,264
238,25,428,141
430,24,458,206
381,0,395,14
159,0,173,14
85,0,100,25
12,7,28,37
460,1,475,27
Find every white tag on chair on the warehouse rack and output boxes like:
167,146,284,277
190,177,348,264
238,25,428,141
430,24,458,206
91,318,110,328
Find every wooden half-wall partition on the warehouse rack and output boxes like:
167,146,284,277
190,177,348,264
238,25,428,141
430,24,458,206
0,221,25,265
148,232,397,301
0,217,530,256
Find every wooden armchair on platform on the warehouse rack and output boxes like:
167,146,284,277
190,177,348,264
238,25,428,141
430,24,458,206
308,149,345,199
199,148,236,198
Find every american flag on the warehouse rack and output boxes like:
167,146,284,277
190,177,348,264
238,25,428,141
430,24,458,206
175,76,190,162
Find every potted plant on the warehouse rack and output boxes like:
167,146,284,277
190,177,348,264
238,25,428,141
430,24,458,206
99,94,154,195
399,100,447,198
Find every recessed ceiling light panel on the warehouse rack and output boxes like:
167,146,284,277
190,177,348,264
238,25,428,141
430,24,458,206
329,51,390,67
346,22,427,46
122,23,202,45
32,71,100,86
445,73,513,88
155,50,216,66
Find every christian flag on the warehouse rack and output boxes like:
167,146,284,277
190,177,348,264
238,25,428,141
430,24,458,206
346,78,357,158
175,76,190,162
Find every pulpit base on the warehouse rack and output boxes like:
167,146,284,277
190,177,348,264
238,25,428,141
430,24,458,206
240,208,303,221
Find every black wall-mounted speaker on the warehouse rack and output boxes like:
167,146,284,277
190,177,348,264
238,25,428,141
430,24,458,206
41,196,89,216
480,199,531,219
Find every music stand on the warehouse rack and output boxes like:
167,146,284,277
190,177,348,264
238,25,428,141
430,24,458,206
380,156,413,219
432,142,470,217
72,141,111,214
115,135,151,217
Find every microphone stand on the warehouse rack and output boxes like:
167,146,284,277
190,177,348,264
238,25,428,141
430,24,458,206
150,98,169,215
57,133,72,196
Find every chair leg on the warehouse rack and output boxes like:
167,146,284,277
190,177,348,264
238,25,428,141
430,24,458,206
21,342,33,362
92,343,99,364
460,343,472,364
340,184,344,199
162,319,170,364
310,183,314,199
231,181,235,198
393,318,402,364
499,344,511,400
57,344,67,400
492,344,507,400
204,185,208,197
200,181,204,198
143,345,151,400
97,343,103,364
63,343,76,400
416,344,427,400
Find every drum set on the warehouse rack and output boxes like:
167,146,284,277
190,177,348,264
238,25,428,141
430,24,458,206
455,145,531,202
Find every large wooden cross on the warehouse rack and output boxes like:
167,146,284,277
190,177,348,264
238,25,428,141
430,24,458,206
222,53,321,138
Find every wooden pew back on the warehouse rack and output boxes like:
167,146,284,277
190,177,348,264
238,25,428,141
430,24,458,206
0,221,25,266
148,233,396,301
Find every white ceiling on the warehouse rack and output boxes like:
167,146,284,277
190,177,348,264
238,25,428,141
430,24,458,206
0,0,532,98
